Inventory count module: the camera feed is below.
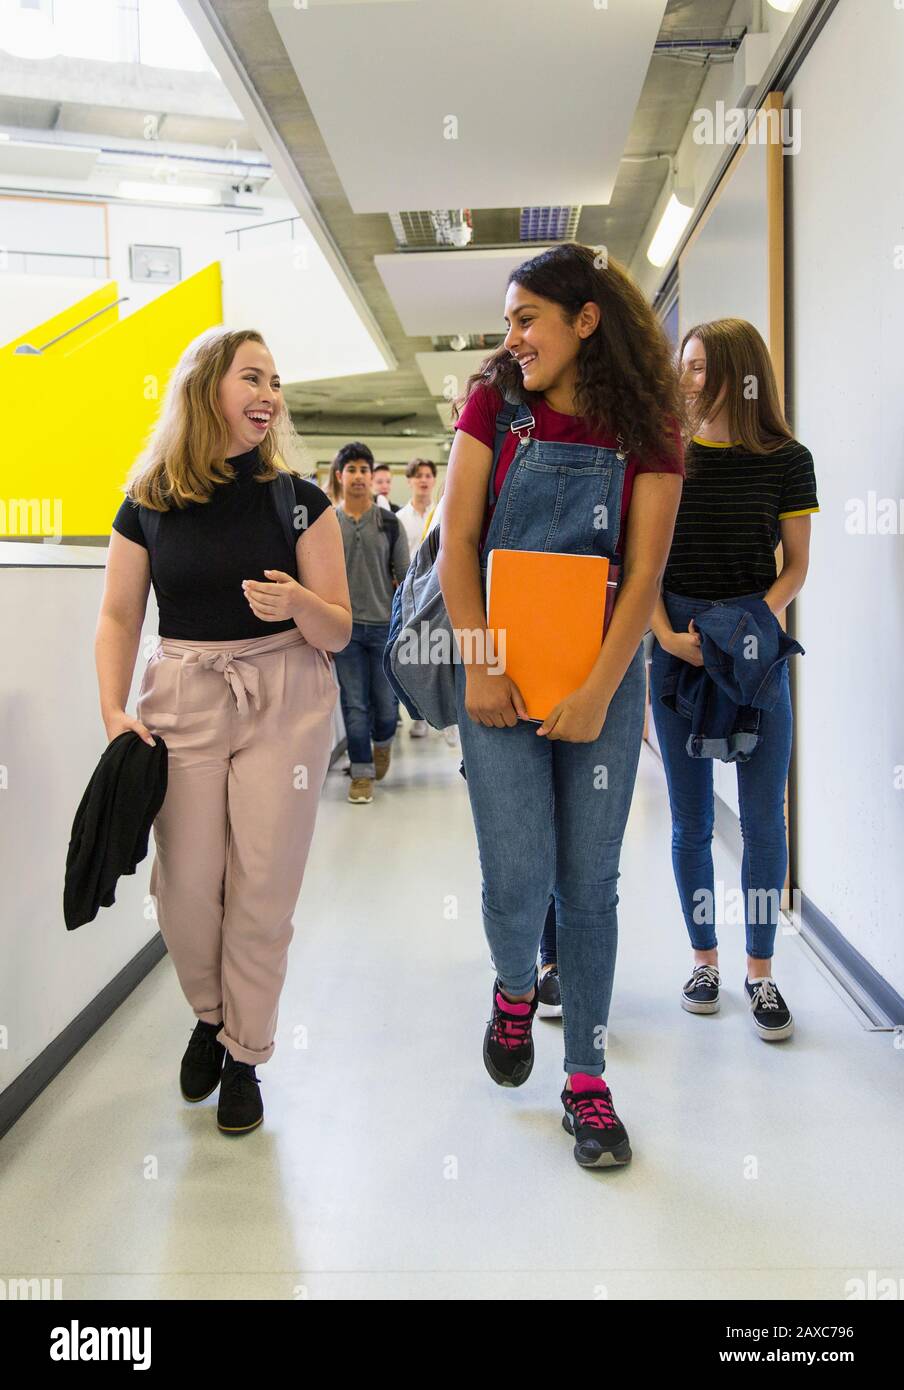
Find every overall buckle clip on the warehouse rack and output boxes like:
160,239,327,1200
511,412,535,443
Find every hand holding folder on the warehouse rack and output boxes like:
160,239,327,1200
485,549,612,722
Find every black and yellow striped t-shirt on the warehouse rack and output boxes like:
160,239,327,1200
662,435,819,600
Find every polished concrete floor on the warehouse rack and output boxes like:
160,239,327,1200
2,716,902,1300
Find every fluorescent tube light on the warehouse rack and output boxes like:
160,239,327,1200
118,180,220,206
646,193,694,268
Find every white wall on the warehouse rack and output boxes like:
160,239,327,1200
106,198,296,313
0,199,109,343
787,0,904,995
0,191,361,1089
678,139,770,348
0,196,106,265
0,548,161,1090
0,274,106,346
0,543,347,1091
0,188,298,324
222,233,389,382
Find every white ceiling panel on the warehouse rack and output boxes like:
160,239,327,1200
0,140,97,179
222,235,390,384
415,348,491,397
268,0,668,213
376,247,548,337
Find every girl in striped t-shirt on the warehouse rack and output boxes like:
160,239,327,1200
650,318,818,1041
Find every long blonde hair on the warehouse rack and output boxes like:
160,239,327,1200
680,318,793,455
125,327,300,510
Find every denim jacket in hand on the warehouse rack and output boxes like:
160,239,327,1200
656,593,803,763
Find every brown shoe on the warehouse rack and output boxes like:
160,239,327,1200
348,776,374,803
373,745,392,781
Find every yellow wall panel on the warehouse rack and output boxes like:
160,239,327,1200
0,282,122,358
0,263,222,537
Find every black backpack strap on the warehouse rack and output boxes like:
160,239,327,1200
271,470,300,575
374,502,401,584
423,387,534,552
489,388,534,509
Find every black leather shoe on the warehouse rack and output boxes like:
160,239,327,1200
217,1052,263,1134
180,1019,226,1102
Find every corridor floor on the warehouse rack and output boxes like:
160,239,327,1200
2,718,902,1300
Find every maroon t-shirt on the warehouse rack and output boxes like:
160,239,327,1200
454,383,685,549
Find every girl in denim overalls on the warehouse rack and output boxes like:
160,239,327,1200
438,245,685,1168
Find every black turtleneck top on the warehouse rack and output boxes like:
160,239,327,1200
111,447,332,639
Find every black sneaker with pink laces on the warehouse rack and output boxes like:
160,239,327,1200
483,978,538,1087
561,1074,632,1168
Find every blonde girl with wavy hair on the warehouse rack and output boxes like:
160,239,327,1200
97,327,351,1135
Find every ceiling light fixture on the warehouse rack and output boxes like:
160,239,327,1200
647,194,693,267
118,180,220,206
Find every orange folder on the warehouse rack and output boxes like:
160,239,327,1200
485,549,610,722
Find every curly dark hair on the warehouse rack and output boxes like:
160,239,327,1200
453,243,685,464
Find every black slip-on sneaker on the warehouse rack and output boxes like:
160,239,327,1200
180,1019,226,1102
482,979,538,1087
745,976,794,1041
681,963,721,1015
561,1075,632,1169
216,1052,263,1133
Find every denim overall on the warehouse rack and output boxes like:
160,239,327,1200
454,403,646,1077
650,590,794,959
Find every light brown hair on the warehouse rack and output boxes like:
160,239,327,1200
680,318,793,454
124,328,299,510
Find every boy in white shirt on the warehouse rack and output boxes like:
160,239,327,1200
396,458,437,556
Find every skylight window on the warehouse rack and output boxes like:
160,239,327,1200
0,0,215,72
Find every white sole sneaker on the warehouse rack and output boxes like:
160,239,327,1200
751,1014,794,1041
745,978,794,1040
681,966,721,1015
681,992,720,1015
